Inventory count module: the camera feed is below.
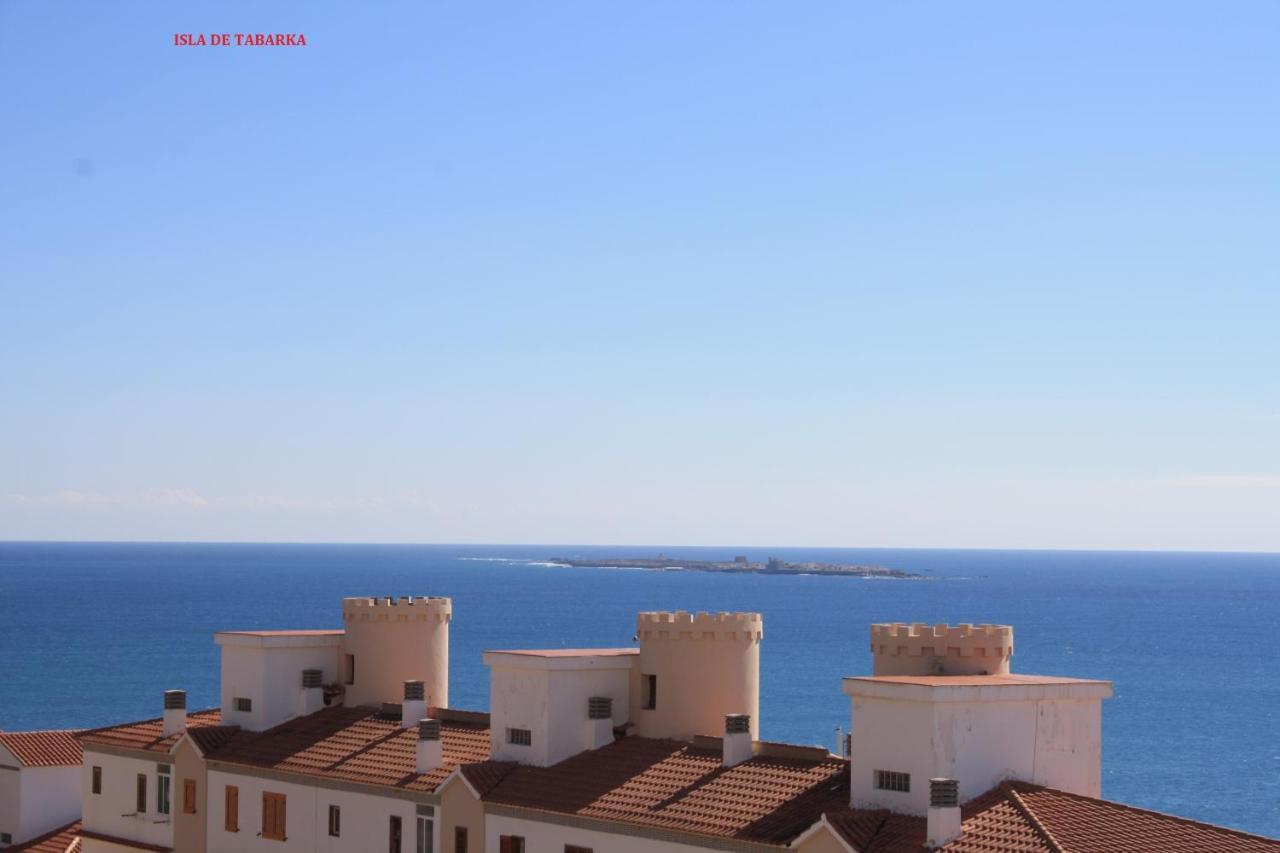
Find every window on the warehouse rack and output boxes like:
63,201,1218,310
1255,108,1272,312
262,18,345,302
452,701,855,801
345,653,356,685
261,791,287,841
499,837,525,853
136,773,147,813
183,779,197,814
506,727,532,746
566,846,594,853
643,674,657,710
91,765,102,795
234,697,253,713
328,804,341,837
874,769,911,793
454,827,469,853
389,814,403,853
157,765,171,816
224,785,239,832
415,808,434,853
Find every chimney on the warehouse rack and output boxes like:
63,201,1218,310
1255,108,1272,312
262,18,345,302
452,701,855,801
926,778,962,848
585,696,614,751
723,714,752,767
300,669,324,716
402,680,427,729
162,690,187,737
416,718,443,773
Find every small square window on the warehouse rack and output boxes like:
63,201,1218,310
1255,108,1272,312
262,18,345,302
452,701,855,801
874,769,910,792
506,727,532,746
92,765,102,794
234,697,252,713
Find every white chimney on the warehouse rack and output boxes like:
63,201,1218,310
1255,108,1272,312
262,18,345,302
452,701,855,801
585,696,614,751
402,680,427,729
162,690,187,737
926,778,962,848
723,714,753,767
416,718,443,773
300,669,324,716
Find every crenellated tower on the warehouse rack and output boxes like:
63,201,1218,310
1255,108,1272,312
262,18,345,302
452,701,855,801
633,610,763,741
341,596,452,708
870,622,1013,676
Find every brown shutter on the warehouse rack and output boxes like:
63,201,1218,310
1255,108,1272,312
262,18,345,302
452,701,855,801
225,785,239,832
183,778,197,814
136,773,147,812
454,827,468,853
262,792,287,840
500,836,512,853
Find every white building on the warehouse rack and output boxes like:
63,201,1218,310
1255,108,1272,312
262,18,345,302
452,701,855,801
0,729,82,847
5,597,1277,853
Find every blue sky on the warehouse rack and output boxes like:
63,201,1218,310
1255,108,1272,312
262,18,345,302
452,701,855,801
2,2,1278,549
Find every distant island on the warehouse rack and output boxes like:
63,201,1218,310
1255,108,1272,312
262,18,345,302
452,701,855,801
546,554,922,579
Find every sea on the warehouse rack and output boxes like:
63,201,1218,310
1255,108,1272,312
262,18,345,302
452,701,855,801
0,542,1276,838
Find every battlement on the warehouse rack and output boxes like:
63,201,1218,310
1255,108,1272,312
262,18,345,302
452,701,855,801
637,610,763,642
342,596,452,622
870,622,1013,676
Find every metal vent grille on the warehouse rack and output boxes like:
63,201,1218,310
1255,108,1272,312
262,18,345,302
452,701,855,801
403,680,425,701
725,714,751,734
587,697,613,719
419,718,441,741
875,769,911,793
930,777,959,807
163,690,187,710
507,727,532,746
301,669,323,688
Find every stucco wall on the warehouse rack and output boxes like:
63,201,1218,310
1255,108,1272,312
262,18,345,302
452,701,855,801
174,738,208,853
341,596,451,709
484,812,715,853
17,765,81,843
81,748,175,850
0,765,19,843
849,693,1103,814
218,640,341,732
794,824,852,853
206,768,436,853
440,776,485,853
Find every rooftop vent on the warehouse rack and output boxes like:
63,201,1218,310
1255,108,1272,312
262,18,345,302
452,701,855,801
725,714,751,734
163,690,187,710
418,718,441,741
404,680,425,701
587,697,613,720
416,717,443,772
723,713,752,767
301,669,323,688
162,690,187,737
927,778,962,848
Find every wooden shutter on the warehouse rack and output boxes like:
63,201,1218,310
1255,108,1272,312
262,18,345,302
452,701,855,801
262,792,286,840
183,778,197,814
454,827,468,853
91,766,102,795
225,785,239,832
499,837,513,853
136,773,147,812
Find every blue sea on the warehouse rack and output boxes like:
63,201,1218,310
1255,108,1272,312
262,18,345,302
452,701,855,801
0,542,1276,838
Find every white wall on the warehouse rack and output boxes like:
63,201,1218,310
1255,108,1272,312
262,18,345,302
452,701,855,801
205,768,437,853
18,765,81,842
486,655,632,767
0,765,18,843
81,749,175,850
849,693,1104,814
217,638,341,732
485,812,712,853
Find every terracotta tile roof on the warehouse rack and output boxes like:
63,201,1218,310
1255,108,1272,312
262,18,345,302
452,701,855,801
204,705,490,793
78,709,222,754
459,760,518,796
821,782,1280,853
8,820,80,853
483,735,849,845
0,729,83,767
185,724,242,755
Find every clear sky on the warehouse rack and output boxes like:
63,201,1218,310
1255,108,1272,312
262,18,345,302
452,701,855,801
2,2,1278,550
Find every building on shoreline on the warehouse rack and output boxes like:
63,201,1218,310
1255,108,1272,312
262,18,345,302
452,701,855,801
3,598,1276,852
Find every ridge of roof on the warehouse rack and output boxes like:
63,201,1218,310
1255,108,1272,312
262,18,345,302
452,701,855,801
78,709,222,754
1005,784,1067,853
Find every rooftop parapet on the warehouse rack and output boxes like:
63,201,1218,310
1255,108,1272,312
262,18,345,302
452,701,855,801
637,610,763,642
870,622,1013,676
342,596,452,623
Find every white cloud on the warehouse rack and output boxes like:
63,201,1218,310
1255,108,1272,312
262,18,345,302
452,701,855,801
1,489,434,514
4,488,211,508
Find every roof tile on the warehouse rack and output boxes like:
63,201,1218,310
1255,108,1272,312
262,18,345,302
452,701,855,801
0,730,83,767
